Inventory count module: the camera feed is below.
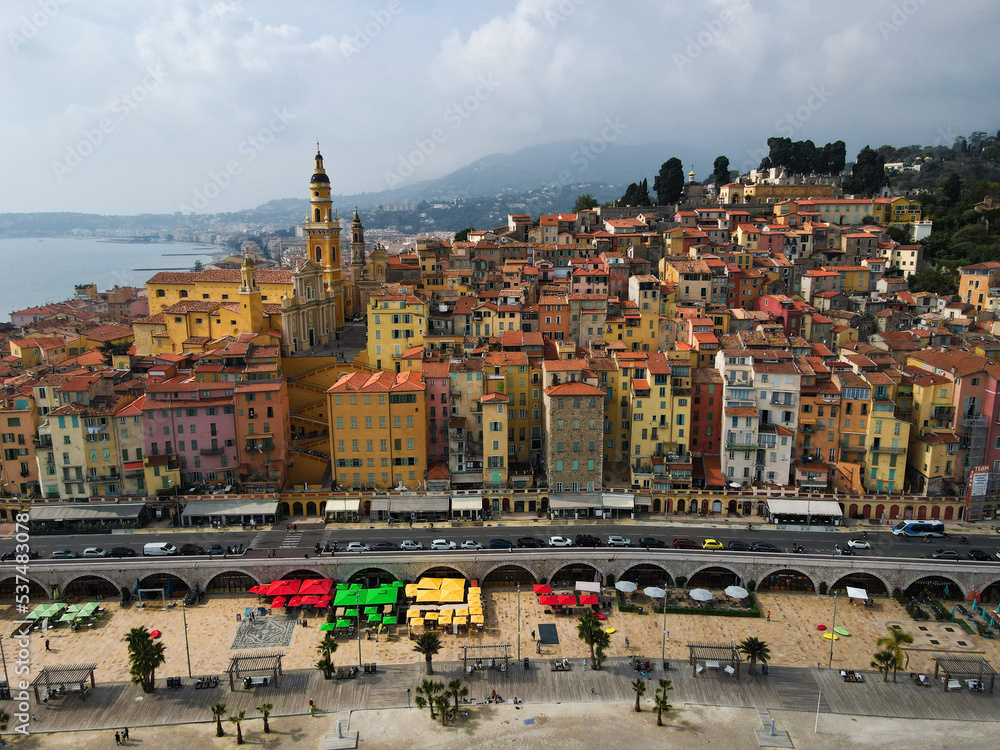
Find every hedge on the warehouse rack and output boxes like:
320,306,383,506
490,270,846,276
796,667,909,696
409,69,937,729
651,595,761,619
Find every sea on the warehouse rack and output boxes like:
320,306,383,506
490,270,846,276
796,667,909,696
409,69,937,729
0,237,221,319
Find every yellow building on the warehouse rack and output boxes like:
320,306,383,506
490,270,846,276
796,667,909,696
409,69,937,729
302,149,346,330
872,197,922,228
906,372,958,494
482,352,541,463
834,266,871,294
863,399,910,494
481,392,509,488
327,370,426,490
366,293,428,372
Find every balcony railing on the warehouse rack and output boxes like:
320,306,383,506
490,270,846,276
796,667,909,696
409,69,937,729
725,441,758,451
870,445,906,454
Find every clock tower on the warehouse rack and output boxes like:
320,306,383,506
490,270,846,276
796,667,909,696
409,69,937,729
303,148,345,330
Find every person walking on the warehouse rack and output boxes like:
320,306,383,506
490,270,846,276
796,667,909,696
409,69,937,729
115,732,121,746
123,727,129,743
624,636,630,648
44,639,51,651
766,611,771,622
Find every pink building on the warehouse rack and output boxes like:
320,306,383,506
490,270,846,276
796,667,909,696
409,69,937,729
422,362,451,463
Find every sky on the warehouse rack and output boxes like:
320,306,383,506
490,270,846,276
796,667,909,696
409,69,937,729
2,0,998,215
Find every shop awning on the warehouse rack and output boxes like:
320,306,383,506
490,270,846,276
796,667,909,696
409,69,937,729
549,493,602,509
325,498,359,513
765,498,843,517
181,499,278,520
451,496,484,511
371,494,450,513
602,493,635,510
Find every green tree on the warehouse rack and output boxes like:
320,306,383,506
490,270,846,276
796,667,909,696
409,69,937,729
620,179,652,207
654,157,684,205
447,678,468,710
860,214,878,225
631,677,646,711
876,626,914,682
942,172,963,204
739,637,771,674
256,703,273,734
576,611,602,663
414,632,442,675
592,628,611,670
211,703,228,737
192,259,204,272
434,694,455,726
870,649,896,681
909,267,958,296
453,227,475,242
845,145,888,195
124,626,166,693
316,633,339,678
0,709,9,744
573,193,599,212
415,679,444,718
98,340,131,366
886,225,911,244
711,155,731,187
653,679,673,726
229,710,246,745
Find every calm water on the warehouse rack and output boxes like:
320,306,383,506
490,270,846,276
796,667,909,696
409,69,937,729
0,237,219,318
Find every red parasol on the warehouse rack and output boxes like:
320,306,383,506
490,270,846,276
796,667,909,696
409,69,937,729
557,594,578,606
266,580,302,597
532,584,552,595
298,579,334,596
270,596,287,609
578,594,599,605
538,595,560,606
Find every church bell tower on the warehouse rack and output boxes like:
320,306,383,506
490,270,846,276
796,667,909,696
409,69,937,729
303,148,344,330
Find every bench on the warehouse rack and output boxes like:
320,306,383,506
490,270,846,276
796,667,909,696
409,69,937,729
243,676,270,688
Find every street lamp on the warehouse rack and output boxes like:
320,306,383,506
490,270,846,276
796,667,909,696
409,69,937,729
827,591,839,669
406,687,411,708
182,602,193,677
661,590,669,667
516,583,521,662
356,587,363,669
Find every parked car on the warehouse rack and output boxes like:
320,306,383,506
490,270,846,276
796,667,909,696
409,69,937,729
489,538,513,549
727,541,750,551
639,537,666,548
750,542,780,553
701,539,723,550
574,534,601,547
81,547,109,558
548,536,573,547
968,549,990,561
109,546,137,558
672,538,697,549
834,545,854,556
179,543,206,556
371,542,397,552
51,549,77,559
606,535,632,548
932,549,960,560
431,539,457,550
206,544,226,556
345,542,370,552
517,537,544,548
460,540,482,550
143,542,177,556
399,540,424,551
846,538,871,549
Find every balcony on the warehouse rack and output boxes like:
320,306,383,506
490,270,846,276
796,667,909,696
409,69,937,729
725,441,758,451
870,445,906,455
87,472,120,483
800,425,815,434
931,406,955,420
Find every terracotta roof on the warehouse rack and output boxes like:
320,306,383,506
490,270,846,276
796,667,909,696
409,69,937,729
544,382,604,397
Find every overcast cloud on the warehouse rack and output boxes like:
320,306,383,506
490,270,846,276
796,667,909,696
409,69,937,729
2,0,998,214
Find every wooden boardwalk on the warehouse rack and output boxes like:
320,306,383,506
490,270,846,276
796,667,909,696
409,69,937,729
28,658,1000,733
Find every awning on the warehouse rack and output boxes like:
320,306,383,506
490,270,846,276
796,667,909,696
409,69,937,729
29,503,146,523
575,581,601,593
325,498,359,513
765,498,843,517
846,586,869,600
602,493,635,510
451,496,484,511
181,499,278,519
371,494,449,513
549,493,602,509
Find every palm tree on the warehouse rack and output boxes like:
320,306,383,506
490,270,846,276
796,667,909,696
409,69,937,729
653,679,673,726
256,703,273,734
447,678,468,710
0,709,9,744
631,678,646,712
413,632,442,675
211,703,228,737
415,679,443,719
592,629,611,670
316,634,339,678
434,694,454,726
123,626,167,693
576,611,602,663
876,626,914,682
229,710,246,745
870,649,896,681
739,637,771,674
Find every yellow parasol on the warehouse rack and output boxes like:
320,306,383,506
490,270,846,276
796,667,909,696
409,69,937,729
415,590,439,604
440,578,466,590
455,607,469,618
454,616,468,626
423,611,439,621
404,584,419,598
471,615,485,624
409,617,424,627
438,611,453,623
406,608,422,620
416,578,442,589
438,589,466,604
469,605,483,615
468,586,481,595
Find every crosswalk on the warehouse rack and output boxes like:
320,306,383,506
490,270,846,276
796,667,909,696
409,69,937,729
250,528,303,550
282,529,304,548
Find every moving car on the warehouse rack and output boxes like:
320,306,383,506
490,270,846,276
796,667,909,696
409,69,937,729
750,542,780,553
639,537,666,548
574,534,601,547
399,540,424,551
846,538,871,549
931,549,959,560
179,543,206,556
371,542,397,552
430,539,457,550
606,535,632,548
702,539,723,550
834,545,854,556
727,541,750,551
672,538,697,549
460,540,482,550
548,536,573,547
109,546,137,558
143,542,178,556
968,549,990,561
517,537,544,548
489,538,513,549
51,549,77,559
81,547,109,558
345,542,370,552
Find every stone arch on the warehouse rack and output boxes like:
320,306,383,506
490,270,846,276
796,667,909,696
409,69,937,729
306,501,318,516
139,572,191,597
828,572,889,597
652,497,661,513
728,499,739,514
757,568,816,592
206,570,259,593
63,574,119,599
889,504,900,519
862,504,872,518
551,562,600,588
917,505,927,520
848,503,858,517
280,502,291,516
875,504,885,519
687,565,741,589
676,498,686,513
620,563,672,587
903,574,963,600
0,576,48,600
292,501,304,516
481,564,535,588
979,579,1000,604
417,565,469,582
279,568,327,581
944,506,954,520
347,567,397,587
903,505,914,520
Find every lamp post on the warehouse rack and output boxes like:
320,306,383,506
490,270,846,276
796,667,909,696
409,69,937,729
357,588,363,669
661,591,669,667
406,687,411,708
182,602,192,677
827,591,839,669
0,635,10,687
516,583,521,662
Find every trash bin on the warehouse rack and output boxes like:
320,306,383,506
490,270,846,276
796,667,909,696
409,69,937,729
523,658,529,670
761,663,769,675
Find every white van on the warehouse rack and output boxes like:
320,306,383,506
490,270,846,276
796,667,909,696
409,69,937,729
143,542,178,556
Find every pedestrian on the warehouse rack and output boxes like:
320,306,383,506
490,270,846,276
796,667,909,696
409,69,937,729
625,636,630,648
766,611,771,622
530,630,535,640
536,641,541,654
45,639,51,651
123,727,129,743
115,732,121,746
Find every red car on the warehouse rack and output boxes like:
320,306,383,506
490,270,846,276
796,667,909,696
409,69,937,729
672,538,697,549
